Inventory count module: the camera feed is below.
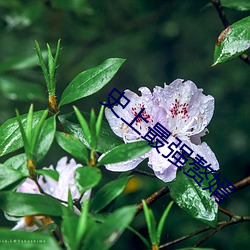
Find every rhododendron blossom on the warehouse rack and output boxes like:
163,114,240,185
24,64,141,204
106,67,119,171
11,157,89,231
103,79,219,182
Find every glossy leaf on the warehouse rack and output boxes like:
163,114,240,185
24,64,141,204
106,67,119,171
75,167,102,194
142,200,157,244
59,58,125,106
97,140,151,166
96,105,105,140
168,168,218,228
56,131,89,165
73,106,91,147
36,116,56,162
221,0,250,11
0,192,65,216
59,113,123,153
213,16,250,65
91,176,132,213
83,205,137,250
0,76,46,102
0,228,60,250
4,153,28,175
157,201,174,244
62,201,89,250
0,164,27,190
0,111,44,157
36,169,59,181
62,215,80,250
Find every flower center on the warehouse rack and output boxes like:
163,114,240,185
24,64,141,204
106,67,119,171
131,103,152,125
170,99,190,122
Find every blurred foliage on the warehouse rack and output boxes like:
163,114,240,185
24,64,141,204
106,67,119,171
0,0,249,249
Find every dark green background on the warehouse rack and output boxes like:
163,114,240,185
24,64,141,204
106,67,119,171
0,0,249,249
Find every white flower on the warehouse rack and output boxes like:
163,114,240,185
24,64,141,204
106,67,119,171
12,157,90,231
103,79,219,182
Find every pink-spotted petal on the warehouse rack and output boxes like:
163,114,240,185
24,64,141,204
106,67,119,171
153,79,214,137
105,88,154,142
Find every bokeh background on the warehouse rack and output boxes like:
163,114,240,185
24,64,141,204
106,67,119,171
0,0,249,249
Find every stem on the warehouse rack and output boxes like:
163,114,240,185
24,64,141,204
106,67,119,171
193,216,250,247
156,176,250,248
134,169,156,178
210,0,250,66
136,186,169,215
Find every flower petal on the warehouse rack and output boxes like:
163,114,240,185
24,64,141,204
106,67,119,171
39,157,82,201
148,147,178,182
192,142,220,171
16,178,40,194
153,79,214,137
105,156,146,172
105,88,155,142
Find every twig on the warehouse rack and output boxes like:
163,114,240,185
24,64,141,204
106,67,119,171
159,217,250,249
158,176,250,248
33,177,68,204
134,169,157,178
193,216,250,247
159,224,212,249
211,0,230,27
210,0,250,66
232,175,250,193
218,206,235,218
136,186,170,215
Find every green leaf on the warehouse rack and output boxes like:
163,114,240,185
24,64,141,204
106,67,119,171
56,131,89,165
0,164,27,190
96,105,105,140
73,106,91,147
36,116,56,162
142,200,157,245
221,0,250,11
59,112,123,153
213,16,250,65
4,154,28,175
0,76,46,102
36,169,59,181
0,111,44,157
67,188,74,212
76,201,89,248
90,108,97,150
168,167,218,228
35,40,50,90
0,192,65,216
91,176,132,213
75,167,102,194
157,201,174,244
62,215,80,250
59,58,125,106
62,201,89,250
127,226,151,248
0,228,60,250
83,205,137,250
97,140,151,166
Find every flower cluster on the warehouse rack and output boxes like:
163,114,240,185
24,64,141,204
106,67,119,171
11,157,89,231
103,79,219,182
